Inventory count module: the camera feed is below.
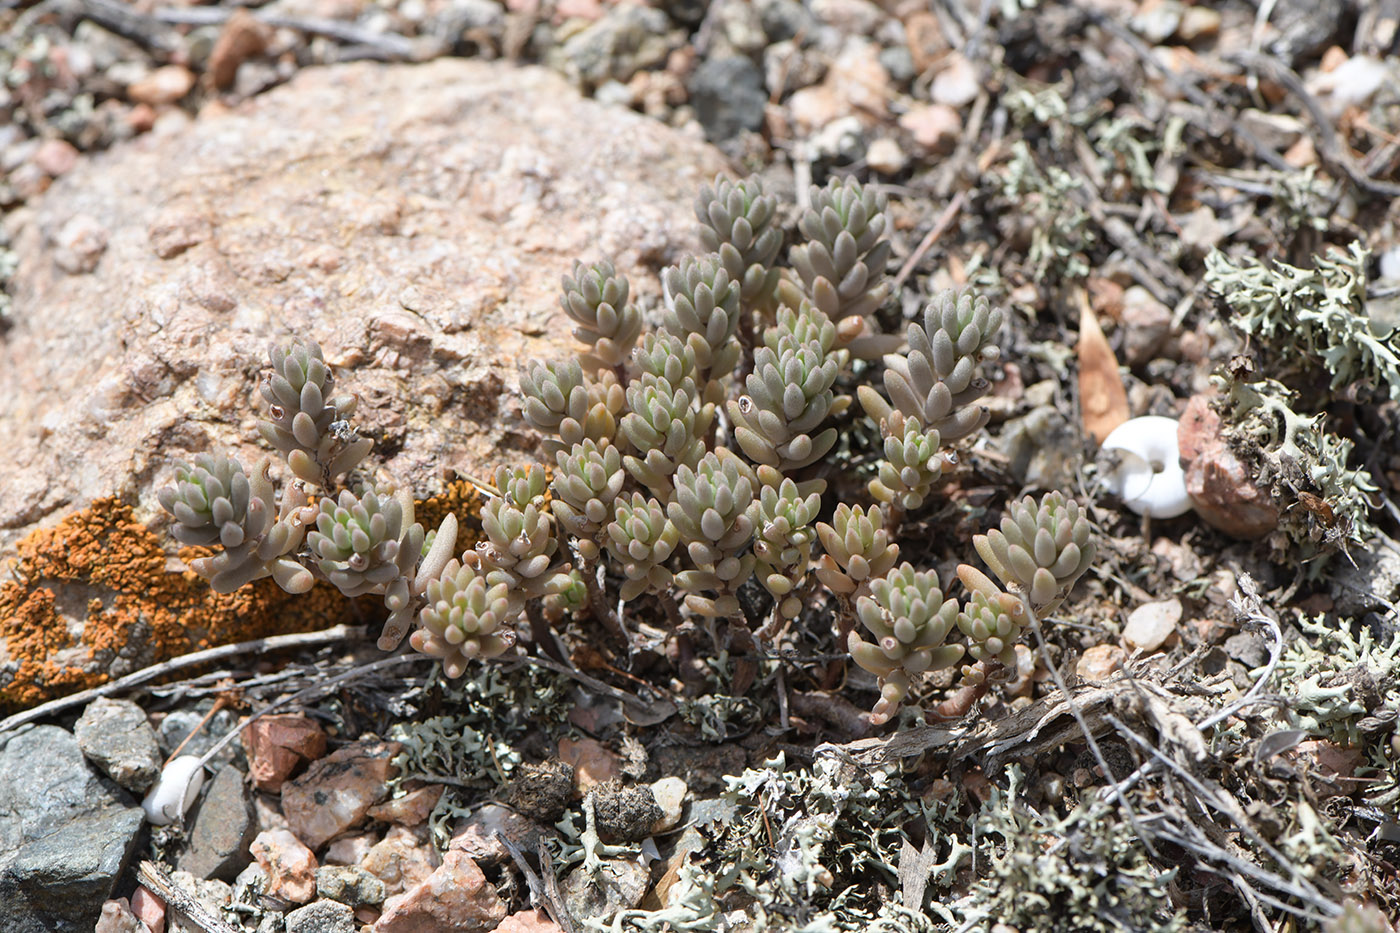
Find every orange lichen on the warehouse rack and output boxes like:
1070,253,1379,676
0,498,352,713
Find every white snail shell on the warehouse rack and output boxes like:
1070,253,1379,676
141,755,206,826
1100,416,1193,519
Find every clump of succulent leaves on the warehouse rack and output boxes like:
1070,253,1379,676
157,172,1096,728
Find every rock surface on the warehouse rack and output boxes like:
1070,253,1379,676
282,739,401,850
73,696,162,793
0,58,729,704
373,850,506,933
0,726,144,933
179,764,257,881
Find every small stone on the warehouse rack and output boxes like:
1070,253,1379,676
688,56,768,142
208,9,273,91
899,103,961,154
1119,285,1172,366
285,899,356,933
95,898,142,933
53,213,109,275
787,84,844,133
557,737,619,792
32,138,79,177
496,908,563,933
1122,598,1182,653
930,54,979,108
1131,0,1182,43
1283,134,1318,168
373,851,506,933
323,834,378,868
318,865,388,907
560,858,649,922
827,39,890,119
1179,394,1280,538
449,804,547,867
131,886,165,933
281,740,401,850
126,103,157,134
73,697,162,792
903,11,949,72
1177,205,1226,253
1308,55,1390,110
865,137,907,175
180,764,256,882
649,777,687,832
1077,644,1126,682
362,825,441,896
128,65,197,106
1176,5,1220,41
1224,631,1269,668
367,784,444,827
810,0,887,33
250,829,318,904
1238,109,1305,153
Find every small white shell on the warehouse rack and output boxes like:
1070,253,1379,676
1100,416,1193,519
141,755,206,826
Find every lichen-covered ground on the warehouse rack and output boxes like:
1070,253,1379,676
5,1,1400,931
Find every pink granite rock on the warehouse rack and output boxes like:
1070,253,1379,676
497,908,564,933
281,740,401,849
361,824,442,896
366,783,445,827
243,714,328,793
250,829,318,904
1179,394,1279,539
373,851,506,933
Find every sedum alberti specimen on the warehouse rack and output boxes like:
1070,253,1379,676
156,172,1094,728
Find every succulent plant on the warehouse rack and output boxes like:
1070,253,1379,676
973,491,1095,618
412,558,519,678
748,471,822,620
633,331,698,385
521,359,625,455
859,289,1003,444
727,305,850,472
308,484,424,599
542,567,589,624
667,450,758,618
661,253,743,398
604,492,681,600
849,562,965,725
955,564,1030,667
472,464,569,600
696,174,783,308
550,439,626,560
560,260,643,373
866,412,956,510
257,340,372,488
788,176,891,324
620,371,713,499
159,454,315,594
814,503,900,599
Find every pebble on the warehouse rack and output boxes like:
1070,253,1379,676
866,136,907,174
286,899,356,933
243,713,328,792
930,53,979,108
32,138,80,177
209,10,274,91
827,39,891,119
250,829,319,904
317,865,388,908
373,851,507,933
1309,55,1390,109
1178,394,1280,538
53,213,109,275
496,909,564,933
1119,285,1173,365
449,804,548,867
688,55,768,141
127,64,196,106
95,899,142,933
366,784,444,827
1238,108,1305,152
1077,644,1126,682
180,764,257,881
561,857,649,921
899,102,961,154
1131,0,1183,43
73,696,161,792
1122,598,1182,653
558,736,620,792
281,739,402,850
130,886,165,933
1176,5,1220,41
362,825,441,896
787,83,843,132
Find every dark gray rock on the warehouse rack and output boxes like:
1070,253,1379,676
0,726,143,933
157,705,242,766
315,865,386,907
179,764,256,881
550,5,677,88
285,899,356,933
689,56,768,143
73,697,162,793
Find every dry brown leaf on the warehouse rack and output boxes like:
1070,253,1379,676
1076,288,1129,444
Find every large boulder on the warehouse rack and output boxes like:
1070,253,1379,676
0,58,728,709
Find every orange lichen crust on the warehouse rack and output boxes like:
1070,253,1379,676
413,477,489,549
0,498,352,713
